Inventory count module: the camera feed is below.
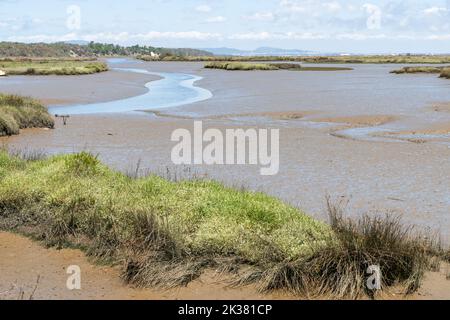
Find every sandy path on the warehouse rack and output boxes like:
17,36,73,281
1,232,448,300
0,232,282,300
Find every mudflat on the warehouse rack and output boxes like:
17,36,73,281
1,232,448,300
1,60,449,242
0,232,282,300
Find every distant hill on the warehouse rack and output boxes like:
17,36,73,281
203,47,316,56
0,42,213,58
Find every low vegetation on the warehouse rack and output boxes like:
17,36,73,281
205,62,279,71
439,68,450,79
140,54,450,64
0,58,108,76
0,151,445,298
300,55,450,64
390,66,450,80
0,94,54,136
204,62,352,71
390,66,443,74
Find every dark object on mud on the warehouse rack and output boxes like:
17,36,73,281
55,114,70,126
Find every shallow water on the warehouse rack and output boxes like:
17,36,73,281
48,67,212,115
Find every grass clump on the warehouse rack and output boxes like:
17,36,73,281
390,66,443,74
205,62,278,71
390,66,450,80
0,94,54,137
0,153,443,298
440,68,450,79
240,200,440,299
205,62,353,72
0,58,108,76
0,151,328,288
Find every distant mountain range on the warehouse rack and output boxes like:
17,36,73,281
201,47,318,56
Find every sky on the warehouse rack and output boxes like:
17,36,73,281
2,0,450,53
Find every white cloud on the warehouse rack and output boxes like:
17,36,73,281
205,16,227,23
424,7,448,16
9,31,222,43
195,5,212,13
228,31,327,40
244,12,275,21
322,1,342,13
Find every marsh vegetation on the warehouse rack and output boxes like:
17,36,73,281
391,66,450,79
0,94,54,136
0,151,446,298
142,54,450,64
0,58,108,76
204,62,353,71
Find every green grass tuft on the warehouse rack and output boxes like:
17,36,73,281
0,94,54,137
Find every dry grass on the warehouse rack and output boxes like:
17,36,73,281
237,199,440,299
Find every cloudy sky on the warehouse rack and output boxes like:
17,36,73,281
2,0,450,53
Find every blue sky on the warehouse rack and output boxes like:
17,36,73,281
2,0,450,53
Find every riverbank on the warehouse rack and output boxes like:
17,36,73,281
0,68,159,106
1,60,450,240
0,58,107,76
0,231,281,300
1,151,447,299
1,231,449,300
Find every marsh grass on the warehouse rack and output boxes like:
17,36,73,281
147,54,450,64
391,66,450,80
0,59,108,76
0,152,445,298
0,94,54,137
205,62,279,71
204,62,353,72
439,68,450,79
0,151,328,289
391,66,443,74
237,199,440,299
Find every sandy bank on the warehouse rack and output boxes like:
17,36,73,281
0,232,285,300
0,69,160,106
1,232,448,300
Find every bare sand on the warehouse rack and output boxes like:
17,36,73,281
310,115,398,127
0,69,159,106
1,232,448,300
0,232,285,300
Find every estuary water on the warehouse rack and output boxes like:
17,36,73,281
48,67,212,115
